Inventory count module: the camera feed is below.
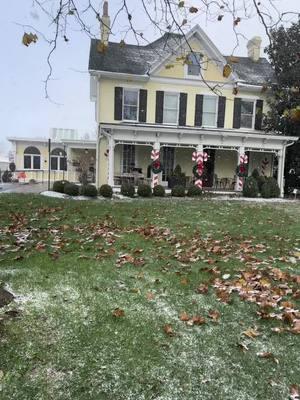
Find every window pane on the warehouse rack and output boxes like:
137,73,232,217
24,155,31,169
187,53,201,75
164,94,178,109
122,145,135,173
202,113,216,127
33,156,40,170
51,157,58,170
124,90,138,106
203,96,217,112
241,101,254,114
60,157,67,171
123,105,137,120
163,109,178,124
162,147,174,181
241,115,253,129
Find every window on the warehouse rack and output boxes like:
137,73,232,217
202,96,217,127
163,93,179,124
162,147,175,181
187,53,202,76
122,144,135,173
123,89,139,121
23,146,41,170
241,100,255,129
50,148,67,171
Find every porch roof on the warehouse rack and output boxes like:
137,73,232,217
100,122,297,151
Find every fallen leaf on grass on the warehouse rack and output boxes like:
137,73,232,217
208,310,220,321
290,385,300,400
187,315,206,326
257,352,279,364
164,324,175,336
237,341,249,352
146,291,155,301
195,284,208,294
290,320,300,334
242,328,260,339
179,312,190,322
112,308,125,317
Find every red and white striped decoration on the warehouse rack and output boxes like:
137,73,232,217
238,153,248,190
192,151,208,189
151,147,160,188
261,157,269,176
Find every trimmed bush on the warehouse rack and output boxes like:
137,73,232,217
256,175,267,192
153,185,165,197
52,180,69,193
261,177,280,198
168,164,186,188
1,171,12,183
251,168,260,180
120,183,135,198
137,183,152,197
243,177,259,198
81,184,98,197
29,179,37,184
171,185,185,197
99,184,113,198
64,183,79,196
187,185,202,197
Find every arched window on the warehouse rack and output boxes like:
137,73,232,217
50,148,67,171
24,146,41,170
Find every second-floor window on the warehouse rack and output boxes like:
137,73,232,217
123,89,139,121
202,96,218,127
163,93,179,124
240,100,255,129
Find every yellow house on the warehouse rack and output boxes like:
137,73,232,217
89,2,298,196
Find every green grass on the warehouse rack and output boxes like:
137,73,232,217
0,194,299,400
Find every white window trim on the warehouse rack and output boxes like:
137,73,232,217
184,52,203,80
240,98,256,130
122,88,139,122
163,92,179,125
50,155,67,171
202,94,218,128
24,154,41,170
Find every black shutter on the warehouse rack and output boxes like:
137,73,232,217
114,87,123,120
155,91,164,124
233,98,242,129
179,93,187,126
217,96,226,128
194,94,203,126
255,99,264,130
139,89,147,123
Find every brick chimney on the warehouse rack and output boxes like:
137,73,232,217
101,1,110,45
247,36,262,62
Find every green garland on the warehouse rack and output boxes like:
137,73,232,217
151,160,163,174
192,164,203,179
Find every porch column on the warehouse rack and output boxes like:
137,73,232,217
277,147,286,198
108,136,115,186
235,146,245,191
151,141,161,187
196,144,203,153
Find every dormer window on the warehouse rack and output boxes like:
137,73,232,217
187,52,202,76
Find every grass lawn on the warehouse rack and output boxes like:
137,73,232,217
0,194,299,400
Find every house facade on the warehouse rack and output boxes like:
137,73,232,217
89,2,298,196
7,129,96,183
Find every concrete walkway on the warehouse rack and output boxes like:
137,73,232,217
0,183,48,194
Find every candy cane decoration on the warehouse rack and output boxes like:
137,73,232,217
238,154,248,190
261,157,269,176
192,151,208,189
151,148,160,188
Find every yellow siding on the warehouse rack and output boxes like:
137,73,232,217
98,78,267,128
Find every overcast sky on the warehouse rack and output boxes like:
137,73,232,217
0,0,299,156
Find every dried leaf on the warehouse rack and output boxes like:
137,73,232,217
242,328,260,339
223,64,232,78
112,308,125,317
146,291,155,301
164,324,175,336
179,312,190,322
189,6,198,13
195,283,209,294
208,309,220,321
257,352,279,364
290,385,300,400
217,15,224,21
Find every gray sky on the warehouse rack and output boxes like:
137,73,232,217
0,0,299,155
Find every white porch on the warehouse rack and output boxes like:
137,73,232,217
97,123,297,197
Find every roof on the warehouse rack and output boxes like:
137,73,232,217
89,31,274,85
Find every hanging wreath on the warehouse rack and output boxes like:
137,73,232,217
151,159,163,174
192,164,204,179
236,164,248,178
